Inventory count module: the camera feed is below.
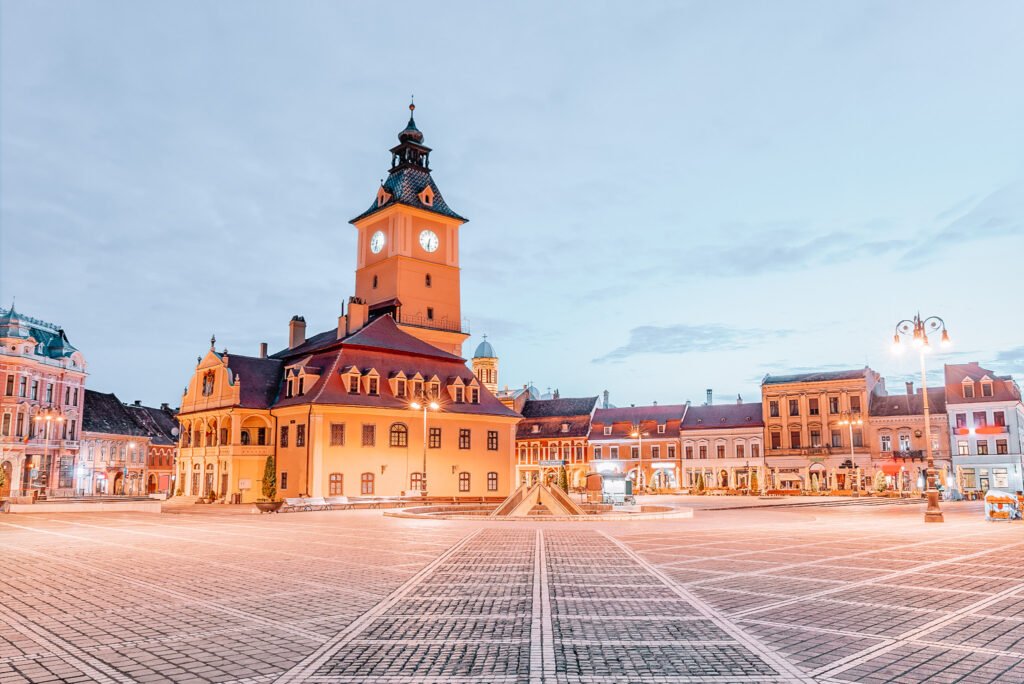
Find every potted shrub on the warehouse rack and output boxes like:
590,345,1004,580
255,455,283,513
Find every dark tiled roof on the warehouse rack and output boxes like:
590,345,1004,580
225,355,284,409
351,166,466,223
341,315,464,361
83,391,146,436
270,328,340,359
944,362,1021,404
763,368,869,385
0,306,78,359
126,404,179,445
682,403,764,430
869,388,947,417
521,397,599,419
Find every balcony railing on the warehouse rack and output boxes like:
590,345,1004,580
893,449,925,460
396,312,469,335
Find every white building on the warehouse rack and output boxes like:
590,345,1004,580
945,362,1024,494
680,400,765,491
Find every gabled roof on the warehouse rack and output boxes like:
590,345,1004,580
83,390,146,437
589,404,687,440
681,403,764,430
869,388,947,417
516,397,599,440
763,368,869,385
342,315,463,361
944,362,1021,404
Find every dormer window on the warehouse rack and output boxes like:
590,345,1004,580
286,379,294,398
418,186,434,206
561,423,569,433
657,423,666,434
429,381,440,398
348,374,360,394
297,377,304,395
368,377,379,396
962,379,975,398
454,387,464,403
412,379,423,398
376,186,392,207
396,379,407,398
603,425,612,435
469,387,479,404
981,381,994,397
531,424,539,434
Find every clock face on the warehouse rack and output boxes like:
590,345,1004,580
419,230,439,253
370,230,386,254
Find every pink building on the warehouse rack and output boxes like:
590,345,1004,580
0,305,87,499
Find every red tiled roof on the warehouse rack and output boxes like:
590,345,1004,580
869,388,947,417
944,362,1021,404
589,405,686,440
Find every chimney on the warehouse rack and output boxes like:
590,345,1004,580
906,381,914,396
133,400,142,407
160,403,169,411
653,400,658,406
602,389,610,409
259,342,268,359
288,315,306,349
736,393,742,404
346,297,368,333
553,389,560,399
706,388,713,405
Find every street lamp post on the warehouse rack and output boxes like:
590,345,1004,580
892,313,951,523
837,410,863,493
32,408,64,498
629,425,647,492
409,398,439,495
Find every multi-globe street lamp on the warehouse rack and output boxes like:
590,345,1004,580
32,408,64,497
409,398,440,495
629,424,648,491
892,313,951,523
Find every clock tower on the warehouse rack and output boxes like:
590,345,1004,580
350,103,469,357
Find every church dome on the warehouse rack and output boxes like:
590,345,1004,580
473,336,496,359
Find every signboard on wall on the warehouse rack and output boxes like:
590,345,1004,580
238,479,252,490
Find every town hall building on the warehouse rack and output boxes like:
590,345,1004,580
175,104,520,503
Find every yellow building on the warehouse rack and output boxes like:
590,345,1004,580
761,368,881,491
176,104,520,502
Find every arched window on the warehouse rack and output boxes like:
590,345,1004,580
220,428,228,446
410,472,424,491
458,471,470,492
329,473,343,495
487,472,498,492
240,430,251,445
360,472,375,495
389,423,408,447
425,273,432,288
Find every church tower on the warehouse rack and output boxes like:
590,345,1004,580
471,335,499,393
349,102,469,357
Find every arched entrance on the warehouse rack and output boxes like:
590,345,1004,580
147,474,157,494
112,471,124,495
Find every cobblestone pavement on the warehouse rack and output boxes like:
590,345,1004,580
1,501,1021,683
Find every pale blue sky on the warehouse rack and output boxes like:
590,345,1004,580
2,1,1022,407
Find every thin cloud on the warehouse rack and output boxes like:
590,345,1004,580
593,324,791,364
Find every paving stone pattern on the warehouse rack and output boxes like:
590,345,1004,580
1,501,1023,683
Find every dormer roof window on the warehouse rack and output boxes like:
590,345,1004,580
561,422,570,433
981,377,994,397
603,425,612,435
376,186,392,207
531,424,540,434
657,423,666,434
418,186,434,206
962,378,975,398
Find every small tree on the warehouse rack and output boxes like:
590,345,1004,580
874,470,887,493
262,455,277,501
750,470,759,494
557,466,569,493
695,473,705,493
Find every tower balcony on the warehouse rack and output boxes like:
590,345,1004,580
396,311,470,335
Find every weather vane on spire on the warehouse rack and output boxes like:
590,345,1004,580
409,94,415,113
